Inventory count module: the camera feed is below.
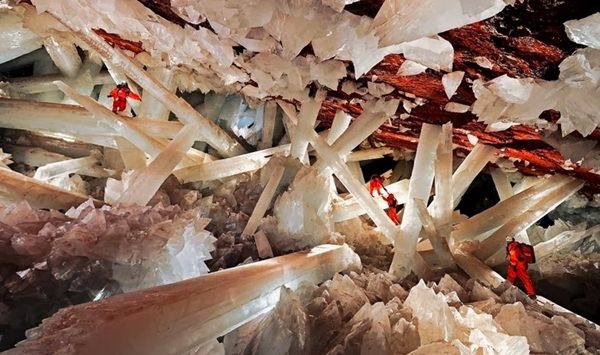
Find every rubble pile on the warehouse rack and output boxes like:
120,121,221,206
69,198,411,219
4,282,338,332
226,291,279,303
224,271,600,354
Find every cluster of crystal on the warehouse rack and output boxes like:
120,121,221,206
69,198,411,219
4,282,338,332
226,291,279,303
224,272,600,354
472,47,600,136
21,0,507,104
0,199,216,349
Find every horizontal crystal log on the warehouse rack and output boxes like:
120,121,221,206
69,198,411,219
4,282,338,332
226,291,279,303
346,147,395,162
451,175,572,242
175,145,291,183
33,155,99,181
0,168,100,210
476,178,583,260
7,244,361,355
8,72,113,94
0,98,183,140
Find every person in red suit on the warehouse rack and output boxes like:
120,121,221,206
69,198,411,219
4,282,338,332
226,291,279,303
506,236,536,299
385,193,400,225
107,82,141,114
368,174,388,197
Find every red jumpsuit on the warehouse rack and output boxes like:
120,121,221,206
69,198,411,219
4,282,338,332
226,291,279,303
386,194,400,225
506,241,536,297
369,175,386,197
108,86,141,113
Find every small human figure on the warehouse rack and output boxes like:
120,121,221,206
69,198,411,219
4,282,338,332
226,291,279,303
107,82,141,115
385,193,400,225
506,236,536,299
369,174,388,197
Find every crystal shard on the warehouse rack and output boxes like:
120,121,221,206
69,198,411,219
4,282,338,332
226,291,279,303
442,71,464,99
564,13,600,49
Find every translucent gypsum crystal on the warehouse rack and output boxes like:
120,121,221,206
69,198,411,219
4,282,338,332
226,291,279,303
330,99,400,158
0,9,42,65
332,179,409,222
7,145,69,167
476,178,584,261
367,81,395,97
63,24,246,157
371,0,506,46
7,244,361,355
346,147,395,162
290,97,321,164
451,144,497,208
0,167,99,209
414,198,454,268
397,60,428,76
430,122,453,240
258,101,278,150
7,72,112,96
280,102,399,243
42,35,82,78
137,67,175,121
490,168,530,243
55,81,169,158
389,123,441,279
444,102,470,113
451,175,572,242
400,36,454,72
253,230,274,259
564,13,600,50
326,110,352,145
441,71,464,99
312,99,399,172
33,155,99,181
62,56,103,105
0,98,184,140
114,136,147,170
242,165,285,236
346,161,365,184
174,144,291,183
272,167,335,247
118,124,203,206
451,247,505,288
534,224,600,260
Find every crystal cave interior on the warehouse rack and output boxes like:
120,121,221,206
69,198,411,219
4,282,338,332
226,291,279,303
1,0,600,354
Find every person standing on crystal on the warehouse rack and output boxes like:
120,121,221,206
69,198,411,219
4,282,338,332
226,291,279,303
385,193,400,225
368,174,388,197
108,82,141,115
506,236,537,299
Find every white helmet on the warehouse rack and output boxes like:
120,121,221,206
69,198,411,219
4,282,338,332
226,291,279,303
506,236,514,243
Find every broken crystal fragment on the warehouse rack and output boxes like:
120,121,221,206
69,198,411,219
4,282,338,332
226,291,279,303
442,71,464,99
397,60,428,76
401,36,454,72
564,13,600,49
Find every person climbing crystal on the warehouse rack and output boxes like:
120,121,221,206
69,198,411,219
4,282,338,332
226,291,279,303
107,82,141,115
385,193,400,225
506,236,536,299
368,174,388,197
